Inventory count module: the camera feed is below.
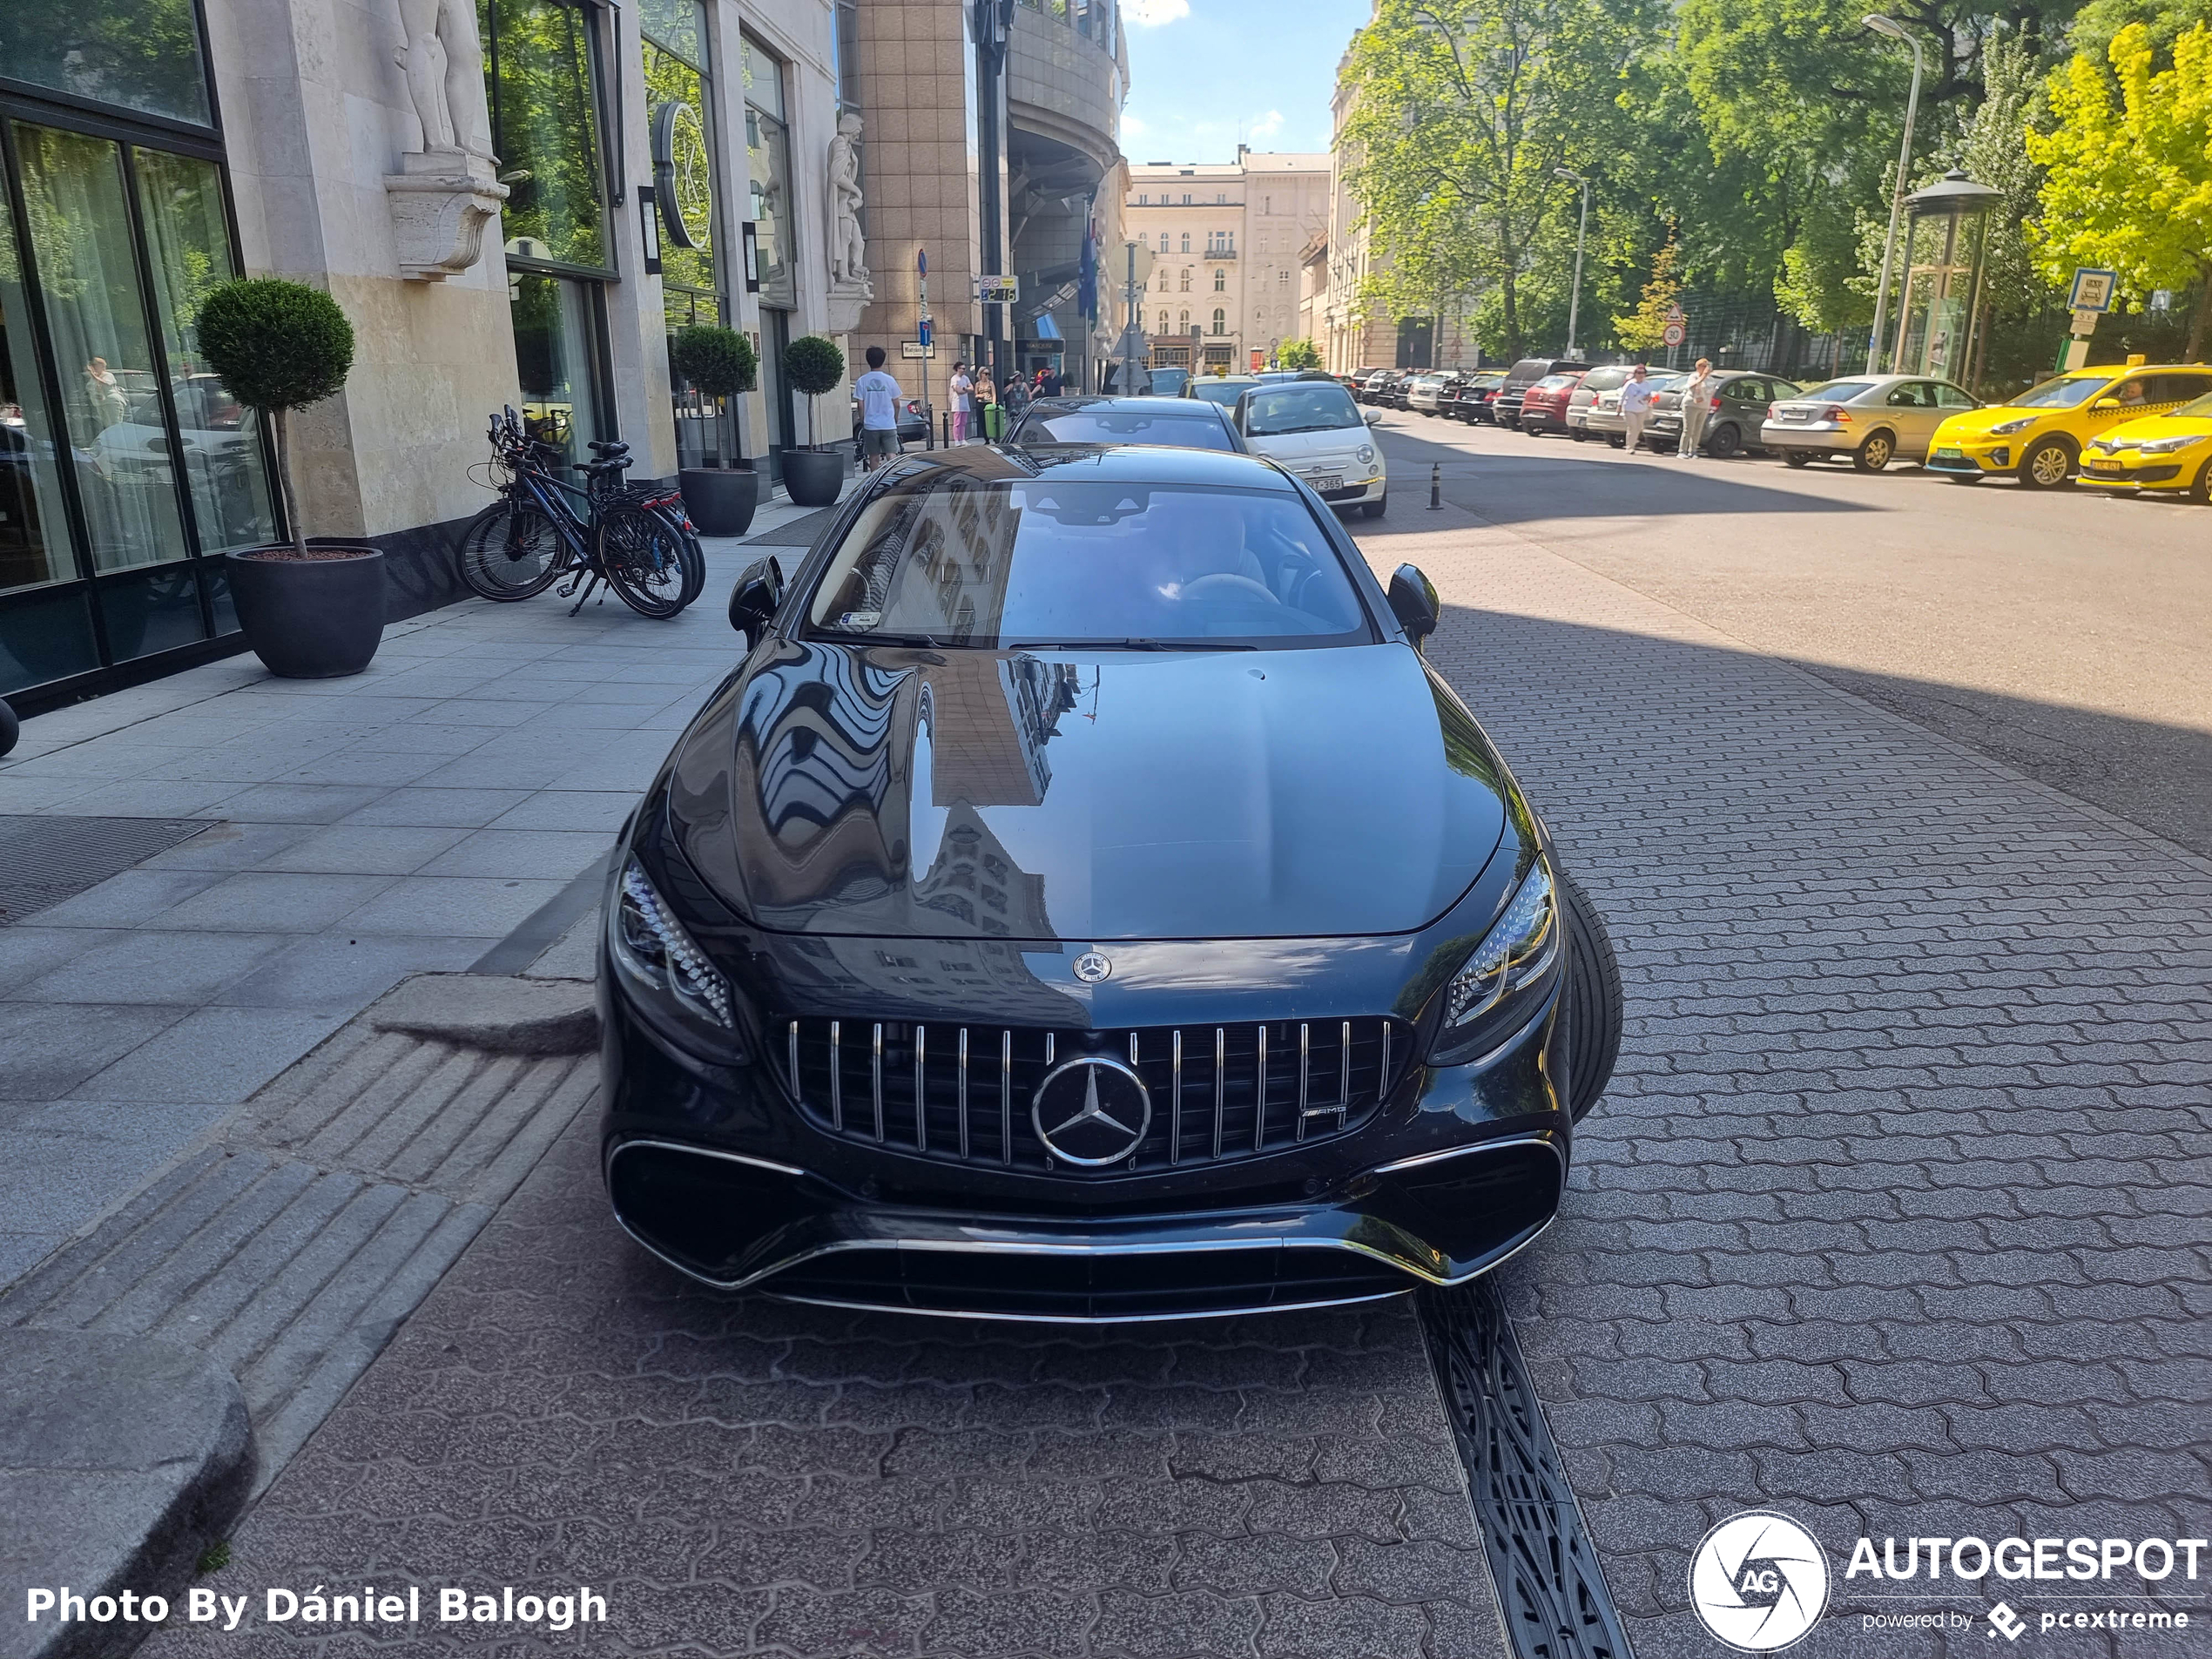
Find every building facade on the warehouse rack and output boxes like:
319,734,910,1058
0,0,1124,712
1122,149,1326,374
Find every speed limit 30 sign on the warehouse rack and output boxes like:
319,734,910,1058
1662,321,1686,347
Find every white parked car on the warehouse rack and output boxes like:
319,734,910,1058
1404,373,1451,415
1235,378,1389,517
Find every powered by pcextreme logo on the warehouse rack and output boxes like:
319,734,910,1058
1690,1511,1831,1651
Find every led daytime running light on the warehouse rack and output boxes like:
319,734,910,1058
618,860,735,1028
1446,861,1556,1028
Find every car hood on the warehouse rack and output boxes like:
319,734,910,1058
2094,415,2212,443
1246,427,1374,462
665,641,1509,941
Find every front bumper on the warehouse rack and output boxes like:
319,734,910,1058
598,956,1568,1321
2079,453,2195,491
1925,439,2017,475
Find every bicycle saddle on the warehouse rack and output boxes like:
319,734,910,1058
578,455,633,475
588,440,631,455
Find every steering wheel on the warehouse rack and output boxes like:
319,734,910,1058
1181,572,1280,607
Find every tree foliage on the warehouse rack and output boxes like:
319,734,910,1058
670,324,758,397
1615,232,1682,349
2027,23,2212,358
1341,0,1657,361
196,278,354,556
1276,338,1323,368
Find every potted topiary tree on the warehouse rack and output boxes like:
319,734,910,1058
669,323,760,536
780,333,848,507
196,278,379,678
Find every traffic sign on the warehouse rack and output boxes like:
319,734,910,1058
1123,239,1154,286
2070,309,2101,337
1662,321,1685,347
2067,268,2117,312
977,274,1019,304
1665,304,1685,325
900,341,934,359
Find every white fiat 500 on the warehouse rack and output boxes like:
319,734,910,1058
1234,380,1389,518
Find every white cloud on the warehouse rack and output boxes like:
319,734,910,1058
1125,0,1189,25
1121,112,1149,136
1249,109,1285,138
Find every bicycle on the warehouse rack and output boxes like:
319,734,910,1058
457,409,701,617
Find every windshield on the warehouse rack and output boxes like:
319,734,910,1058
2008,375,2110,409
2175,392,2212,419
804,479,1372,649
1014,409,1236,450
1243,382,1363,435
1796,381,1876,402
1533,374,1575,392
1186,379,1256,408
1148,368,1190,396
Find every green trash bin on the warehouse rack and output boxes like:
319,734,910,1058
984,402,1006,442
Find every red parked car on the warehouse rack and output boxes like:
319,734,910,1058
1516,371,1589,437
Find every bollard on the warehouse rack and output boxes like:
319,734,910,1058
941,409,950,448
1427,462,1441,509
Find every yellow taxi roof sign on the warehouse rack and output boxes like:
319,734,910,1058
2126,354,2147,367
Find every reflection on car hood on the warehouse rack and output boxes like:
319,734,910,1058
666,641,1508,941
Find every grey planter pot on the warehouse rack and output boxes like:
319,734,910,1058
0,697,17,759
782,447,846,507
226,546,386,678
679,465,759,537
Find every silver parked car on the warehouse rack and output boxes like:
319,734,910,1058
1762,374,1980,471
1565,366,1635,441
1404,372,1452,415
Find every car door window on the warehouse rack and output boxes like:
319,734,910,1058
2148,373,2210,406
1885,382,1933,408
1935,382,1975,408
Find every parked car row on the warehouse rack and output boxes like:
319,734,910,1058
1359,353,2212,497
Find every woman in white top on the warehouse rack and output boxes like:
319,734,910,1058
949,363,973,443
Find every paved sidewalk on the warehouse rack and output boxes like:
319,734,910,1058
0,486,831,1291
1355,503,2212,1659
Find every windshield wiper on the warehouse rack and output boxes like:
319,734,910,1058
1002,638,1259,652
814,629,945,647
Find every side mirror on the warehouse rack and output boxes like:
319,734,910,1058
2092,397,2121,411
1364,408,1383,426
1386,563,1440,650
729,556,785,645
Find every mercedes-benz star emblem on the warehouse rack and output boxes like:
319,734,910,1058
1031,1056,1150,1166
1072,950,1112,984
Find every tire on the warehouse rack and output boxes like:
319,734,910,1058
1569,427,1587,442
1360,493,1386,519
2019,437,2074,489
1607,434,1625,449
1853,429,1896,472
1556,866,1623,1123
597,506,690,617
2192,458,2212,504
1707,422,1743,459
457,501,569,600
1783,449,1812,469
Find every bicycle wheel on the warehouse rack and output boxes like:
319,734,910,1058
457,501,569,600
597,505,690,617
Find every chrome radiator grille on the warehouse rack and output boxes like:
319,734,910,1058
785,1017,1406,1172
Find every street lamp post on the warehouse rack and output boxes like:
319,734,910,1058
1554,167,1591,358
1864,12,1925,374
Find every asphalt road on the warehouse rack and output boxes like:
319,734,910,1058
1367,409,2212,856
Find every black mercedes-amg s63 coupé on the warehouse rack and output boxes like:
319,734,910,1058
598,442,1622,1320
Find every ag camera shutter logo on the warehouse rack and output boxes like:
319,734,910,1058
1689,1511,1831,1651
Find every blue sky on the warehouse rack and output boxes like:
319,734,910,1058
1118,0,1372,164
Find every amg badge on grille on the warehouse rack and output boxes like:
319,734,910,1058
1032,1057,1151,1166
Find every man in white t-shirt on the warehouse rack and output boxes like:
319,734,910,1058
853,347,904,470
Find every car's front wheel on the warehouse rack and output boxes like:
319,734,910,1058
2193,458,2212,504
1361,493,1387,519
2019,437,2074,489
1557,867,1623,1123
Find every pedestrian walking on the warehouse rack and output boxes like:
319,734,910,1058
948,362,973,443
1676,358,1714,457
853,346,904,472
1039,363,1062,397
1618,364,1656,454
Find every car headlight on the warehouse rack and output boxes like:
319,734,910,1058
1356,444,1376,465
1986,416,2038,435
1431,860,1561,1064
2136,433,2206,455
611,854,738,1039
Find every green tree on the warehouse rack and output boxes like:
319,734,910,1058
196,279,355,557
2027,23,2212,359
1615,230,1683,349
783,334,845,448
1276,338,1323,369
1340,0,1657,360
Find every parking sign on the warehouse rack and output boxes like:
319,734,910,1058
2067,268,2117,312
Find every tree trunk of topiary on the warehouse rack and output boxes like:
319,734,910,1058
271,406,307,558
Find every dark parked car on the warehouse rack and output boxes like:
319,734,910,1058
1646,370,1805,457
1007,395,1245,453
851,391,931,448
1515,371,1590,438
1445,371,1507,423
1355,369,1397,404
600,443,1626,1322
1493,358,1592,431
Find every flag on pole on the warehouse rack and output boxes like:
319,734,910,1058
1077,218,1098,322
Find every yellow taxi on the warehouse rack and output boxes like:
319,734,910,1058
2079,388,2212,502
1925,357,2212,489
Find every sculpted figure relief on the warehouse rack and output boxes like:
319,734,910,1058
395,0,494,159
827,111,870,289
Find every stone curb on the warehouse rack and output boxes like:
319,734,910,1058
365,972,599,1055
0,1330,254,1659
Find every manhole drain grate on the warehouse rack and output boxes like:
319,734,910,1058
0,815,217,924
1422,1279,1636,1659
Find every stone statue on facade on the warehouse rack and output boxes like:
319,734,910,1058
826,111,872,332
385,0,508,280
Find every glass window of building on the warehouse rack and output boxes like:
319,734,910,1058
644,0,728,469
743,34,798,464
831,0,860,110
0,0,212,126
482,0,608,268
